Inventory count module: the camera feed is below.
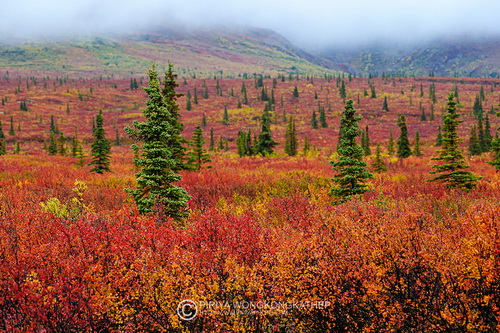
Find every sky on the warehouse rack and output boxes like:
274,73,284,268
2,0,500,48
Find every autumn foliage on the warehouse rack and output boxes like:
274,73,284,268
1,71,500,331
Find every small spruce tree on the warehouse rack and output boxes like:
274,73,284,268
284,116,298,156
429,93,481,191
397,114,412,158
330,100,373,204
372,144,388,173
413,130,423,156
187,126,211,171
89,110,111,174
387,128,395,155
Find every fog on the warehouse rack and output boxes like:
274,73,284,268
2,0,500,49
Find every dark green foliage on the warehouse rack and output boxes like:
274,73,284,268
469,125,481,156
0,122,5,155
311,110,319,129
209,128,215,151
50,115,58,134
397,114,412,158
255,109,277,156
339,80,346,99
429,93,481,191
285,116,298,156
89,110,111,174
370,85,376,98
222,105,229,125
330,100,373,204
472,95,483,119
124,63,190,221
488,134,500,171
9,116,15,136
372,144,388,173
57,133,67,156
303,136,310,154
382,96,389,111
362,125,371,156
319,104,328,128
293,86,299,98
48,132,57,155
187,126,211,171
201,113,207,127
114,127,121,146
387,128,395,156
413,130,423,156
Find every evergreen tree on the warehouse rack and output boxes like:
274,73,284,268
468,125,481,156
339,80,346,99
57,133,67,156
293,86,299,98
303,136,310,154
124,63,190,221
484,113,493,151
311,110,319,129
48,132,58,155
372,144,388,173
9,116,15,135
13,141,20,154
50,115,58,134
201,113,207,127
188,126,211,171
222,105,229,125
0,121,5,155
161,63,188,171
255,109,277,156
397,114,412,158
284,116,298,156
370,85,377,98
89,110,111,174
488,133,500,171
387,128,395,155
114,127,121,146
413,130,423,156
382,96,389,111
237,131,247,157
363,125,371,155
319,105,328,128
209,128,215,151
429,93,481,191
330,100,373,204
472,94,483,119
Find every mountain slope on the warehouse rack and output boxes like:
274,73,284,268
321,35,500,77
0,26,342,77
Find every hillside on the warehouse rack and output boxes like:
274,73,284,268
321,35,500,77
0,26,341,77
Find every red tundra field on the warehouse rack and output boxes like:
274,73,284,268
1,71,500,331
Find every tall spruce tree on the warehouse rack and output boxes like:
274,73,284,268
429,93,481,191
397,114,412,158
125,63,190,221
330,100,373,204
48,132,57,155
161,62,188,171
89,110,111,174
284,116,298,156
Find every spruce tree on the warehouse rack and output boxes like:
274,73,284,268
89,110,111,174
311,110,319,129
222,105,229,125
382,96,389,111
413,130,423,156
488,134,500,171
188,126,211,171
397,114,412,158
319,105,328,128
0,121,6,155
330,100,373,204
124,63,190,221
284,116,298,156
57,133,67,156
363,125,371,155
255,109,277,156
209,128,215,151
372,144,388,173
468,125,481,156
429,93,481,191
9,116,15,136
161,63,188,171
48,132,58,155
